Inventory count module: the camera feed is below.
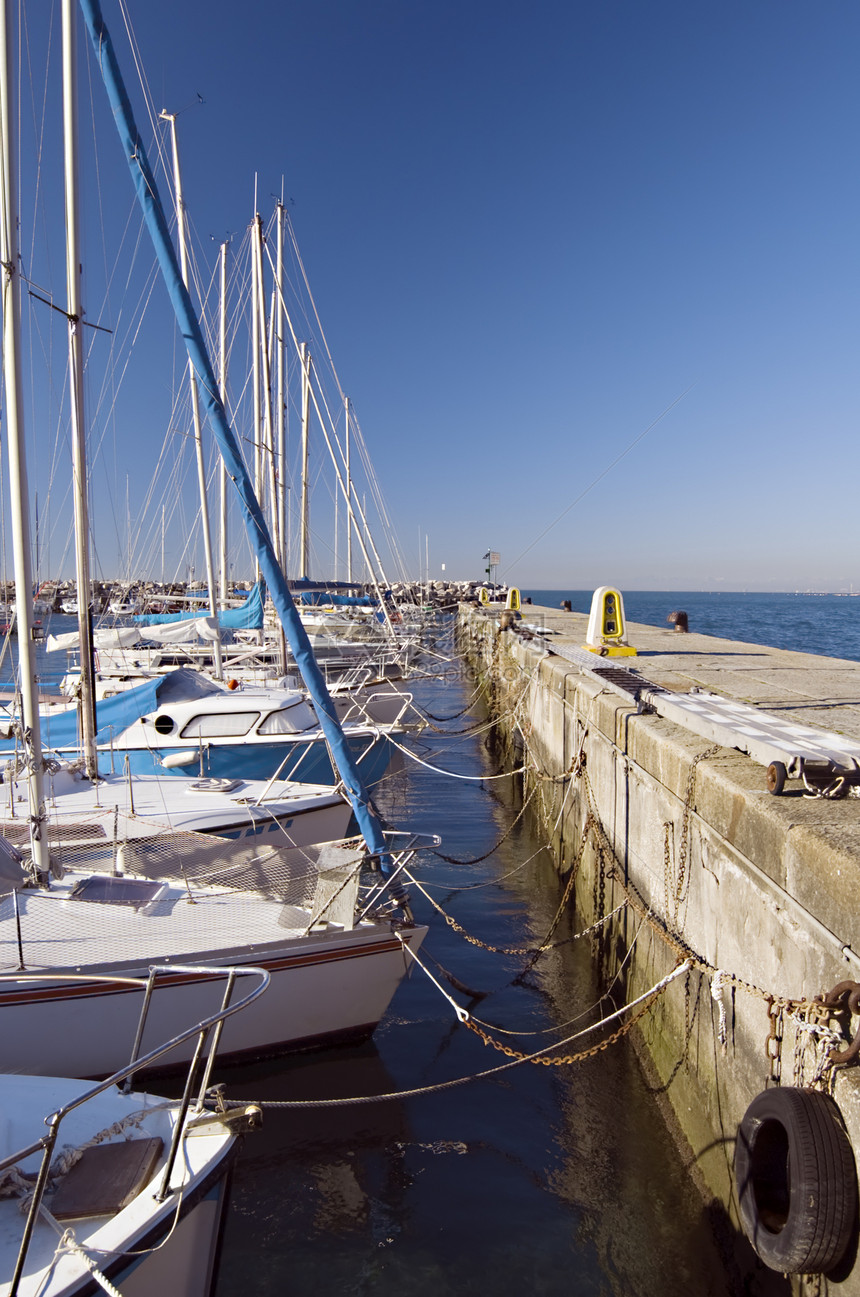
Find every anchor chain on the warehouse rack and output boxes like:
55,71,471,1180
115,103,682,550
765,997,785,1086
814,980,860,1067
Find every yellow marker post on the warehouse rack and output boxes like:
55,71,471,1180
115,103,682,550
506,587,521,611
479,587,490,606
582,586,637,656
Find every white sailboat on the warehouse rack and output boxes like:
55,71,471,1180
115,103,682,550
0,963,267,1296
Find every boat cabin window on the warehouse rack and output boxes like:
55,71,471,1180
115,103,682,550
179,711,260,738
258,702,318,734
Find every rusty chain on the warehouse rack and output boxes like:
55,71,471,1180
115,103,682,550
461,977,672,1066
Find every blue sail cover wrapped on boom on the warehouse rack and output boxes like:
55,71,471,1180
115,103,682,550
77,0,391,867
133,579,265,630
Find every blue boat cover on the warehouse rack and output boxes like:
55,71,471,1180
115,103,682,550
133,579,265,629
2,669,220,753
297,592,378,607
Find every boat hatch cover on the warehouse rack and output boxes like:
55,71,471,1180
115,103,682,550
68,876,168,908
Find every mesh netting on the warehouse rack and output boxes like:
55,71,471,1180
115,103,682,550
0,808,366,971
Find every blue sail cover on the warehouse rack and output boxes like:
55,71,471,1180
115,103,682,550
297,592,378,607
78,0,390,866
0,677,160,754
1,669,221,755
133,579,265,630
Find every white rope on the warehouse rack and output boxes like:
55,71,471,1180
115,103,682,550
51,1224,126,1297
710,969,729,1055
395,933,471,1022
225,960,693,1108
386,734,529,781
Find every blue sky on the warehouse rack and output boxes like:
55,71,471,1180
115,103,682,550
11,1,860,591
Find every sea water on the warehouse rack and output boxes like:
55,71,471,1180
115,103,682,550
212,618,760,1297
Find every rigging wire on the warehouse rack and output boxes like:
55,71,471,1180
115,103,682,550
502,384,695,578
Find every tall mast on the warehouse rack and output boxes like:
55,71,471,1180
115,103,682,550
253,214,279,561
0,0,51,873
250,209,262,583
275,203,287,576
299,341,311,579
62,0,98,777
218,239,228,607
160,110,223,679
345,396,353,583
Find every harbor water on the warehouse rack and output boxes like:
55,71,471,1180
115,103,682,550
212,618,740,1297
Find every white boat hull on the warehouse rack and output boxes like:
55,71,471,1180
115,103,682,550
0,922,426,1078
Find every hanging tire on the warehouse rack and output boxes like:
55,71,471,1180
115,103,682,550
734,1086,858,1274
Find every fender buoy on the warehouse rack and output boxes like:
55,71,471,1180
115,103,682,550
734,1086,858,1274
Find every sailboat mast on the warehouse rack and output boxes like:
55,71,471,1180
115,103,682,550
62,0,99,778
299,342,311,579
0,0,50,874
345,396,353,584
218,239,228,608
250,209,262,584
254,216,279,562
161,111,223,679
276,203,286,576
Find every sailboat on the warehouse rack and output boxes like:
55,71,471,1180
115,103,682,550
3,663,413,786
0,0,431,1079
0,964,267,1296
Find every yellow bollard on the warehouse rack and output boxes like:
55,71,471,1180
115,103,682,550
506,587,521,611
582,586,637,656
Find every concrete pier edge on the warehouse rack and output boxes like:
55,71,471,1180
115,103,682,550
459,600,860,1294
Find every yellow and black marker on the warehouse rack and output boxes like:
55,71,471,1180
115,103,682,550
583,586,637,656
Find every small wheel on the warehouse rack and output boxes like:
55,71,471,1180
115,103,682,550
766,761,787,795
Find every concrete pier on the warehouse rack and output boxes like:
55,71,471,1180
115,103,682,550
459,600,860,1293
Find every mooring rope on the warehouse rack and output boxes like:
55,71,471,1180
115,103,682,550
386,734,530,781
223,962,692,1109
430,783,540,865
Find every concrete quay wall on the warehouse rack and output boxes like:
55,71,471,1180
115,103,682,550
459,602,860,1293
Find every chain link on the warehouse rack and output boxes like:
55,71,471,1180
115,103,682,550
765,997,784,1086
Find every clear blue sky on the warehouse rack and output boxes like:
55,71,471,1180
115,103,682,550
12,1,860,591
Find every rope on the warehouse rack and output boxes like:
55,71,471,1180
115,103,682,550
50,1224,126,1297
387,734,529,781
222,962,691,1109
710,969,729,1056
578,764,816,1016
410,676,492,723
431,783,540,865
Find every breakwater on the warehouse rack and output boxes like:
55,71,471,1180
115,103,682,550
460,599,860,1294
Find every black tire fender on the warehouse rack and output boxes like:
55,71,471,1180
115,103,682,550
734,1086,858,1274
